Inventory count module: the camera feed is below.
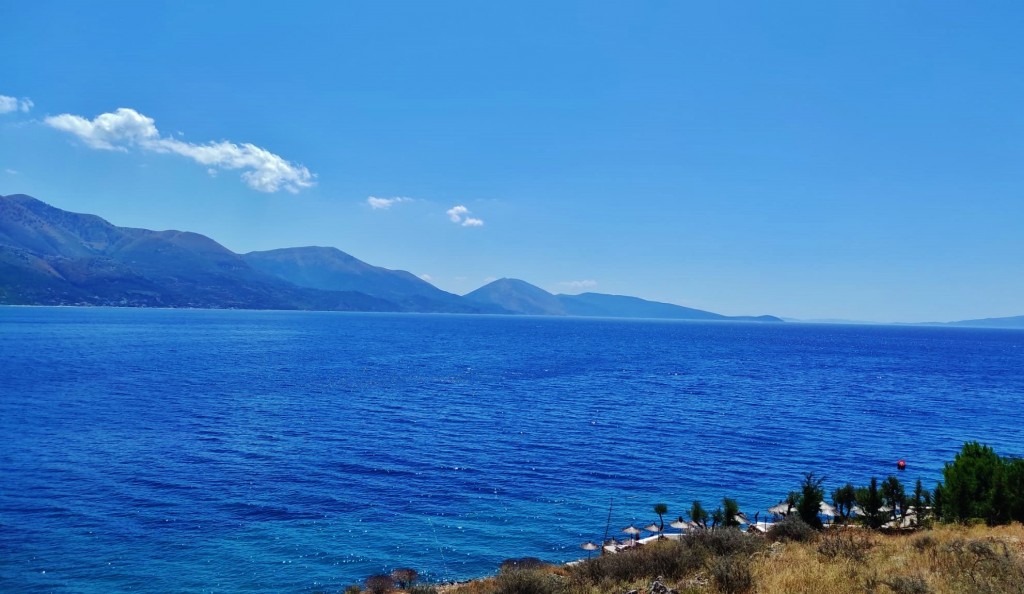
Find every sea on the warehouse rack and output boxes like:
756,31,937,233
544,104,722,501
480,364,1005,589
1,307,1022,592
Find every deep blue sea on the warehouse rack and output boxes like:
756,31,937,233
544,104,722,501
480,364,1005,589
2,307,1023,592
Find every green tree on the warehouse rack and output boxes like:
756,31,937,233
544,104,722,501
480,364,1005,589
653,503,668,531
856,477,886,529
690,500,709,528
936,441,1008,525
881,475,906,524
831,483,857,523
710,506,724,529
796,473,825,529
910,479,930,526
722,497,741,528
1007,457,1024,523
786,491,800,515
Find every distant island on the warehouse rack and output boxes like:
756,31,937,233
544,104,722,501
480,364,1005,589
0,194,781,322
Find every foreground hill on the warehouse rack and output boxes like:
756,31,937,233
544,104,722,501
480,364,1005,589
465,278,782,321
441,523,1024,594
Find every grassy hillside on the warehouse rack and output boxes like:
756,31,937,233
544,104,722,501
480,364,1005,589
431,523,1024,594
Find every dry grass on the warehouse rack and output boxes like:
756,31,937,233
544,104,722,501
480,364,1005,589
437,523,1024,594
753,523,1024,594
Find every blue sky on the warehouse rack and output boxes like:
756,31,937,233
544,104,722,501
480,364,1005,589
2,2,1022,322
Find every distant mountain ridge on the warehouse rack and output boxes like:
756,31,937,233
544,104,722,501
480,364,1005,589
242,246,496,314
933,315,1024,329
0,194,781,321
465,278,782,322
0,193,395,311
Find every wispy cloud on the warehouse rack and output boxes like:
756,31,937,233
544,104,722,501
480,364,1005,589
420,273,433,282
559,279,598,291
44,107,315,193
0,95,33,114
4,168,18,175
367,196,412,210
446,205,484,227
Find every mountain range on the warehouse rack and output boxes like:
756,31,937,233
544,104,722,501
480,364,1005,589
0,192,784,322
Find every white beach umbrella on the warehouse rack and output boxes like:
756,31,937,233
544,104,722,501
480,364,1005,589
580,541,599,558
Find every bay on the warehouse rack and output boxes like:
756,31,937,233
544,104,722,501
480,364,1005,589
1,307,1022,592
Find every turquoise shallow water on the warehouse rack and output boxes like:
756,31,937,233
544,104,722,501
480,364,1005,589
2,307,1023,592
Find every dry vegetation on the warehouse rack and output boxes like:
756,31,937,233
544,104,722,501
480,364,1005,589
428,523,1024,594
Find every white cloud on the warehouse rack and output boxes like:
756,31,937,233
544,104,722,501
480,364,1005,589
4,168,17,175
44,107,315,193
446,204,484,227
560,279,598,291
367,196,411,210
420,273,433,282
0,95,33,114
447,205,469,222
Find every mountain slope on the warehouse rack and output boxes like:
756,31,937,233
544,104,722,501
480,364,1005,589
463,278,567,315
0,194,396,310
464,278,782,321
559,292,728,320
943,315,1024,329
243,247,496,313
1,194,786,321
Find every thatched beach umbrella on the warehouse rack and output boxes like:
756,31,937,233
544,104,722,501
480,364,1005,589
819,502,837,516
643,523,662,540
669,518,690,532
767,501,792,516
622,525,641,542
580,541,599,558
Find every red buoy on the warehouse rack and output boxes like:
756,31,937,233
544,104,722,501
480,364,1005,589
897,459,907,471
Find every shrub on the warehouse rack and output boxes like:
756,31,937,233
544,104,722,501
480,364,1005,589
345,585,363,594
366,575,395,594
817,529,871,562
767,515,817,543
500,558,547,572
709,555,754,594
568,540,701,584
690,528,764,557
407,586,437,594
938,537,1024,594
391,568,419,588
911,534,936,552
885,575,931,594
495,569,561,594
